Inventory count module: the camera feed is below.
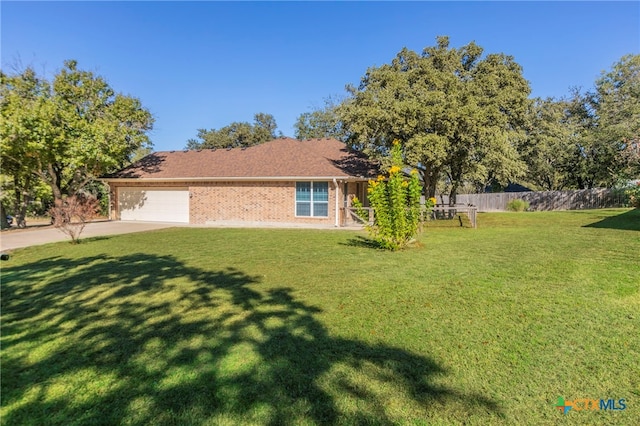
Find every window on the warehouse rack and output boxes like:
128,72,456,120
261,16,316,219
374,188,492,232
296,182,329,217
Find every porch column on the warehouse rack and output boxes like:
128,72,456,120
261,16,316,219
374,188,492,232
333,178,340,227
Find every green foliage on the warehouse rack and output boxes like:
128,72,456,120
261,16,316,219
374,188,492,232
294,97,345,140
594,54,640,143
339,36,530,199
22,179,53,217
506,198,530,212
0,68,50,226
353,142,422,250
589,54,640,185
0,60,154,220
624,182,640,208
82,180,110,216
519,97,578,190
561,88,634,189
186,112,279,149
521,55,640,190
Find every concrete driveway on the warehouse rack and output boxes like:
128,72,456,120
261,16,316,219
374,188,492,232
0,221,177,252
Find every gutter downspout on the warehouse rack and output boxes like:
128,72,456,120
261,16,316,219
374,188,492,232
333,178,340,227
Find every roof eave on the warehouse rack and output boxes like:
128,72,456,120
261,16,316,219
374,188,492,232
100,176,373,183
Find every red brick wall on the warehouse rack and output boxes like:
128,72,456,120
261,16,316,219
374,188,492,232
108,180,344,225
190,180,340,225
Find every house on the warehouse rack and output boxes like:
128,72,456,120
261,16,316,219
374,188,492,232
102,137,378,226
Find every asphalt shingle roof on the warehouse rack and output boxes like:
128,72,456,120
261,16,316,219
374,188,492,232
104,137,379,180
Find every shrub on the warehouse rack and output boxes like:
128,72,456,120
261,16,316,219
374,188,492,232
624,183,640,208
50,194,100,243
507,199,529,212
352,141,422,250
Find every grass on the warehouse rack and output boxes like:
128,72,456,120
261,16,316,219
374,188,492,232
1,208,639,425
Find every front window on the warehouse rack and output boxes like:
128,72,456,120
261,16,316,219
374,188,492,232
296,182,329,217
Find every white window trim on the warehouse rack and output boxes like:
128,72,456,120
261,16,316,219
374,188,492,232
295,181,329,218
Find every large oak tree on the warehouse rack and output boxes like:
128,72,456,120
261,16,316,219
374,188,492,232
1,60,154,226
339,36,531,200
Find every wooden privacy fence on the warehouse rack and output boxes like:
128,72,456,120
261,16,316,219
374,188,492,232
445,188,626,212
341,188,623,226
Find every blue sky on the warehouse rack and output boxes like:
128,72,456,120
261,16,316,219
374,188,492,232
2,1,639,152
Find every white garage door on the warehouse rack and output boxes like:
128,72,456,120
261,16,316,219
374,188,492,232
118,188,189,223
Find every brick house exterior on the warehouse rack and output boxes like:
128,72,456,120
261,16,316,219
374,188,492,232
102,138,378,226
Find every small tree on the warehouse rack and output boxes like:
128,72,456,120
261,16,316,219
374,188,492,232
50,194,100,243
353,141,422,250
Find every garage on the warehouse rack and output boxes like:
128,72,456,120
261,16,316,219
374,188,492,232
118,188,189,223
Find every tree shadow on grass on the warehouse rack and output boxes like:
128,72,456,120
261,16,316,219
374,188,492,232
583,208,640,231
1,254,503,424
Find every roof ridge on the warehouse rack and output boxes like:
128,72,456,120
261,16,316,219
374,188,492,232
104,137,378,180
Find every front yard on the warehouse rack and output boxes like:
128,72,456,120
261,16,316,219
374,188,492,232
1,209,638,425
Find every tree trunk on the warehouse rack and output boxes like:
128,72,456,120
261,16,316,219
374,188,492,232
448,164,465,206
449,184,459,206
19,197,29,228
45,163,64,203
0,203,9,229
420,165,439,198
13,181,30,228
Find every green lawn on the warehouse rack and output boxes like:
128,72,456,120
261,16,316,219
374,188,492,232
1,209,639,425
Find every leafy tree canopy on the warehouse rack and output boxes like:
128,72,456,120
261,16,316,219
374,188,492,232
1,60,154,224
294,97,345,141
338,36,531,199
519,97,580,191
520,54,640,190
586,54,640,185
186,113,279,149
